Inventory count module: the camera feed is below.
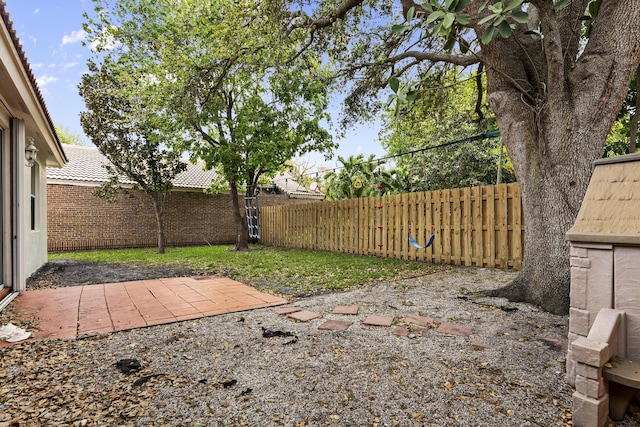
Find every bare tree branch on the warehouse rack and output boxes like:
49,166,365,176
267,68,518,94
287,0,366,33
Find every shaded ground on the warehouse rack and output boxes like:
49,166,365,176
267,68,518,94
26,260,202,290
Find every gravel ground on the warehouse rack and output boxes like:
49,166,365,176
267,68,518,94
1,264,639,426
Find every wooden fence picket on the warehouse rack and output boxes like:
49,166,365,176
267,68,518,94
259,183,524,270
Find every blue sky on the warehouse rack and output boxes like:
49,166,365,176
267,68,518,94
4,0,385,170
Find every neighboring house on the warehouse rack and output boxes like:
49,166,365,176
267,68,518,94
0,3,67,309
47,145,323,252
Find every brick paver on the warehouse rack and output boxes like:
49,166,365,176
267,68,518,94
318,320,353,331
287,310,322,322
393,325,429,337
272,306,302,315
332,305,359,315
362,315,395,327
3,277,287,345
436,322,473,336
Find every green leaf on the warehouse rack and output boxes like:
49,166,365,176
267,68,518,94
487,3,502,13
478,0,490,12
444,37,455,51
455,0,471,12
406,6,415,21
503,0,524,13
442,12,456,29
444,0,456,10
426,10,445,24
481,25,497,45
478,13,498,25
510,11,529,23
498,20,512,38
392,24,407,33
389,76,400,93
554,0,569,11
456,13,471,25
588,0,602,17
459,40,469,53
406,91,418,102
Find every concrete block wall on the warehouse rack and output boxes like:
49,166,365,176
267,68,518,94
570,309,625,427
567,243,614,386
613,246,640,360
47,184,318,252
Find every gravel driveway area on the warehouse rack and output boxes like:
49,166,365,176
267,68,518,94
1,264,639,426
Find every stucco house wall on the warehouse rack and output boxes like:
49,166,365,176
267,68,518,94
0,2,67,309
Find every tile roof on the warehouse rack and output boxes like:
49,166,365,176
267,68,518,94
271,174,325,200
47,145,220,190
48,146,324,200
0,2,66,162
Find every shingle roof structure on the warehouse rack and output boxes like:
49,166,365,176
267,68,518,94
47,145,220,190
48,145,325,200
566,153,640,245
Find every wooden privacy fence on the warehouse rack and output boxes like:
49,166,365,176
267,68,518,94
259,183,524,270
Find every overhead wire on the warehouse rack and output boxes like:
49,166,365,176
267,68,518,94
297,129,501,179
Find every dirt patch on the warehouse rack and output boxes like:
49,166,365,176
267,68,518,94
26,260,201,290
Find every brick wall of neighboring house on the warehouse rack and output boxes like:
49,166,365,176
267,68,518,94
47,184,318,252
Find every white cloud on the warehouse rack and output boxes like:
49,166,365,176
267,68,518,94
28,35,37,47
33,8,40,15
30,62,44,71
90,27,120,51
62,30,87,46
62,62,78,70
36,75,59,87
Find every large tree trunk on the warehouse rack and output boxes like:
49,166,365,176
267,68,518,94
150,196,166,254
229,182,250,251
478,0,640,314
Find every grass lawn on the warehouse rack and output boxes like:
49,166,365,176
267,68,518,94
49,244,447,294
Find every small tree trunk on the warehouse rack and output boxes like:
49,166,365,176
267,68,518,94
630,65,640,153
229,182,249,251
150,196,166,254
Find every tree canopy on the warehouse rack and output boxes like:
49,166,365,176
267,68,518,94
278,0,640,314
83,0,336,250
78,57,188,254
381,69,515,191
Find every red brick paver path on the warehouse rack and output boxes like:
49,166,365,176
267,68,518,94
1,276,285,346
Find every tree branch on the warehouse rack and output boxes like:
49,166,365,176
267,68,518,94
382,50,480,67
287,0,366,33
536,1,565,96
475,62,485,121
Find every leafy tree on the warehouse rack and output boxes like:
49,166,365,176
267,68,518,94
323,154,386,200
78,58,187,254
55,124,86,146
613,67,640,154
381,69,515,190
84,0,335,251
276,0,640,314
